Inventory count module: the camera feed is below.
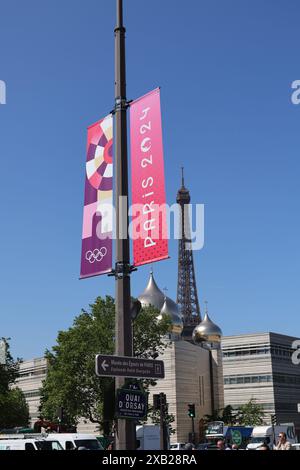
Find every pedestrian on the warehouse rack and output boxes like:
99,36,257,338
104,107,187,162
274,432,291,450
257,443,270,450
216,439,225,450
184,442,196,450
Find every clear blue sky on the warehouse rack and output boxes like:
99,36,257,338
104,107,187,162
1,0,299,359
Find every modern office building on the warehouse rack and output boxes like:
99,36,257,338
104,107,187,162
222,332,300,436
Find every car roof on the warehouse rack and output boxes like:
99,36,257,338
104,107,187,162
50,433,96,439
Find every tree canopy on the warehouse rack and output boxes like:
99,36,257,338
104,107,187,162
235,399,265,426
40,296,171,430
205,400,265,427
0,338,29,429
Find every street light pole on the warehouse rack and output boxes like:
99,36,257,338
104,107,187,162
114,0,135,450
191,416,195,435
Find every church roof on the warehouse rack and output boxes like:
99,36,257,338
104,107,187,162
192,312,222,344
138,272,183,335
138,271,165,310
159,296,183,335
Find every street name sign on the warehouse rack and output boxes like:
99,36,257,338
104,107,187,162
95,354,165,379
116,388,148,419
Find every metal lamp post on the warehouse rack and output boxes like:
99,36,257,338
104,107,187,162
114,0,136,450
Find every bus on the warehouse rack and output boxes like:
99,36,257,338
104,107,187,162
205,421,253,449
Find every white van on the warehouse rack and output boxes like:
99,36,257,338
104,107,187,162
136,425,160,450
46,433,103,450
0,438,63,451
247,425,297,450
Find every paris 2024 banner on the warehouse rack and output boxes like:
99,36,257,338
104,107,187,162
80,115,113,278
130,88,168,266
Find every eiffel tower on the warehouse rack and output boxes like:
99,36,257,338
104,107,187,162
176,168,201,340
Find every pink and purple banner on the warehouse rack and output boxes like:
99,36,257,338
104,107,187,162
130,88,168,267
80,115,113,278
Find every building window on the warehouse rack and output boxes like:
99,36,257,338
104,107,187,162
23,390,41,398
224,374,273,385
230,403,274,411
273,374,300,386
223,344,294,360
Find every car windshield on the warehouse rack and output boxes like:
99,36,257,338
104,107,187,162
36,440,64,450
75,439,103,450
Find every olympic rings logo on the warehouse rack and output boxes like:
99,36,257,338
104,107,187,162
85,247,107,264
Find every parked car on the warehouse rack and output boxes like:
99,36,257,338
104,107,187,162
197,442,218,450
291,443,300,451
170,442,186,450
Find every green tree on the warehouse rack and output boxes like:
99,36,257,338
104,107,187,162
204,409,223,424
0,389,29,428
204,405,236,425
0,338,19,394
235,399,265,426
222,405,235,425
0,338,29,428
148,407,176,435
40,296,171,430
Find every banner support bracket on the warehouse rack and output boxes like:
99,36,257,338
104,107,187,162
108,263,137,279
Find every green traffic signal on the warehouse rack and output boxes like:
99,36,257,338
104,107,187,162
188,403,195,418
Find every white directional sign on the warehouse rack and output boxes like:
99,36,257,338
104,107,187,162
95,354,165,379
101,359,109,372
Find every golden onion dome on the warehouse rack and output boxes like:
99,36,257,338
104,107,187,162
157,296,183,335
192,312,222,345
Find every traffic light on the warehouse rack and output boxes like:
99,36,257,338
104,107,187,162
130,298,142,321
153,393,167,410
103,380,115,421
271,414,277,425
160,393,167,407
153,394,160,410
188,403,195,418
56,406,64,422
